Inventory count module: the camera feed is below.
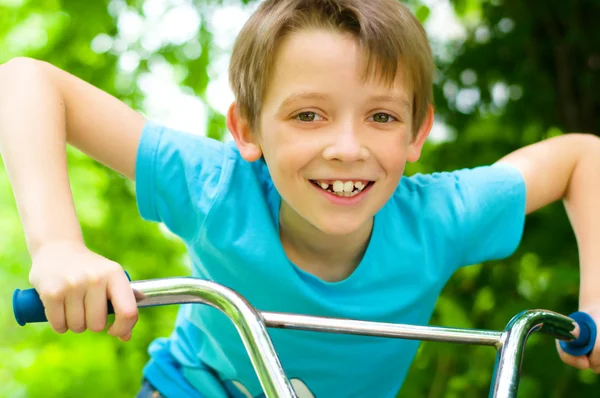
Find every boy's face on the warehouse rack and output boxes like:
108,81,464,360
229,29,432,236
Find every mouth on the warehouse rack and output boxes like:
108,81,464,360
309,179,375,198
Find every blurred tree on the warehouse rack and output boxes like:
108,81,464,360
402,0,600,396
1,0,227,396
1,0,598,397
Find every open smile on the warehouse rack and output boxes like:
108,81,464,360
309,179,375,201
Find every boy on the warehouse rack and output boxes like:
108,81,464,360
1,0,600,396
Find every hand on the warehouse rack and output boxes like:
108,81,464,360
28,240,138,341
556,307,600,372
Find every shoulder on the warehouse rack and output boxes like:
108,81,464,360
141,121,227,164
386,164,525,227
139,121,266,189
391,170,463,212
140,120,274,196
394,164,524,201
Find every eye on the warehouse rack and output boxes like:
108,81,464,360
294,111,324,122
369,112,397,123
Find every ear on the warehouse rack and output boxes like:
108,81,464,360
406,103,434,163
226,102,263,162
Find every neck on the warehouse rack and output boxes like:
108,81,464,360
279,202,373,282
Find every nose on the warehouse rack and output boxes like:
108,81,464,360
322,121,369,162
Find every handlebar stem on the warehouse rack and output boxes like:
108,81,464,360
132,278,297,398
490,310,576,397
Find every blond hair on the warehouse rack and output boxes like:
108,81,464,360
229,0,433,134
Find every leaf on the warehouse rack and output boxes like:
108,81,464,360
415,5,430,23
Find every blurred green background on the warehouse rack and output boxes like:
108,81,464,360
1,0,599,397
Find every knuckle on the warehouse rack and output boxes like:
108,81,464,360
107,263,124,277
64,275,81,290
88,321,106,333
85,271,102,287
40,288,65,302
120,308,139,322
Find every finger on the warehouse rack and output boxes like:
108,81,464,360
119,331,132,342
556,340,590,370
587,326,600,371
106,272,138,339
84,276,108,333
41,289,67,334
65,288,87,333
571,322,581,339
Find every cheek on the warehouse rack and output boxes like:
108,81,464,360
371,134,409,172
261,128,321,176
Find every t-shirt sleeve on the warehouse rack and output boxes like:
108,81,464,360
401,163,526,272
134,120,225,243
448,163,527,267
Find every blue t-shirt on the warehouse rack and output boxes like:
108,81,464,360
135,121,526,398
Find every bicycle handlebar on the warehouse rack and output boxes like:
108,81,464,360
12,285,596,356
11,277,598,398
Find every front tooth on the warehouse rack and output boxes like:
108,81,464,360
319,182,329,190
343,181,354,192
332,181,344,193
355,181,365,190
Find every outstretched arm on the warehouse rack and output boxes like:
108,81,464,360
497,133,600,371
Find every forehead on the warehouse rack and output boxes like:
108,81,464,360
263,29,411,108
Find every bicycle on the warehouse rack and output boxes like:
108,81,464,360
13,277,597,398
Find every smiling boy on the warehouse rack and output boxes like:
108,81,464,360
235,29,427,283
1,0,600,397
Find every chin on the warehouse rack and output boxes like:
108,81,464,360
314,218,370,236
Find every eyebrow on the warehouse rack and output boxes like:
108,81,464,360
367,95,412,112
278,92,411,113
278,92,330,112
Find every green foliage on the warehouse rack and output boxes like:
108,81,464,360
415,5,430,23
0,0,213,396
1,0,599,397
400,0,600,396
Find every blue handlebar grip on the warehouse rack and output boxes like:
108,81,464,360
13,270,130,326
559,311,597,357
13,288,47,326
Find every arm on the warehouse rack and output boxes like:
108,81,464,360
497,133,600,371
0,57,145,251
0,57,145,339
